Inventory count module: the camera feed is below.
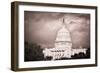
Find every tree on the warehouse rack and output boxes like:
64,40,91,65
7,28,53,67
24,42,44,61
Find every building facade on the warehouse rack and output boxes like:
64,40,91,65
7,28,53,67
43,20,87,60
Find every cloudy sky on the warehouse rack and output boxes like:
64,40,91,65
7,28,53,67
24,11,90,48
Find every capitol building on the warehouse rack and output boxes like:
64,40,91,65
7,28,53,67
43,19,87,60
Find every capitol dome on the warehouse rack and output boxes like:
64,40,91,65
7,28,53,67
55,25,71,42
55,25,72,49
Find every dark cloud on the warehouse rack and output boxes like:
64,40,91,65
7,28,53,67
24,11,90,48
